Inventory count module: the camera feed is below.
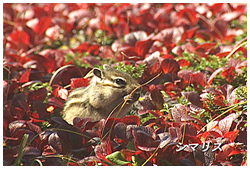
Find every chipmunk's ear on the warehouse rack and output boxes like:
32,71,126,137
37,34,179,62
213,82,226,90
92,68,103,79
84,68,103,79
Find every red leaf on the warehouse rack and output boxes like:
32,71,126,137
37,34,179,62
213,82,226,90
38,49,65,73
163,82,181,97
178,69,194,82
114,122,127,140
42,145,57,156
48,132,63,153
213,19,228,41
135,39,155,58
118,46,138,61
64,22,74,32
221,66,235,82
181,91,203,108
19,69,31,83
168,127,182,140
224,130,239,143
11,129,36,145
98,118,121,139
216,51,231,58
113,22,130,38
138,95,157,113
161,54,175,59
74,43,100,55
82,56,102,66
10,30,30,45
47,96,65,109
189,72,207,87
32,100,48,119
178,70,206,87
171,104,187,122
102,118,121,129
132,127,158,151
28,87,48,103
52,86,69,100
183,134,201,145
236,60,247,70
180,123,197,136
30,112,40,119
178,8,198,25
181,26,199,42
95,145,109,161
121,149,141,162
11,93,28,113
153,27,184,45
219,113,238,135
3,147,17,162
74,43,89,52
68,162,79,166
161,58,180,74
149,85,164,110
144,61,161,76
216,144,235,162
70,78,90,90
8,120,27,134
147,110,164,118
228,150,241,157
11,107,26,119
94,139,113,161
34,16,52,37
177,59,191,68
26,121,42,134
121,115,140,126
99,46,115,59
87,44,100,55
142,51,161,76
194,42,217,53
228,59,241,68
209,3,223,15
208,129,223,138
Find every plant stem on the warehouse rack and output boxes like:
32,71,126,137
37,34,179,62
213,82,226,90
14,134,29,165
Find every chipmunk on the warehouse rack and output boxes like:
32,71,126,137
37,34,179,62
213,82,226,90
63,64,140,124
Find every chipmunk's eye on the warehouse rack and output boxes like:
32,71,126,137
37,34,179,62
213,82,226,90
115,78,126,86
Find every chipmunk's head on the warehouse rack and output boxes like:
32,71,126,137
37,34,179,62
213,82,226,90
86,64,140,101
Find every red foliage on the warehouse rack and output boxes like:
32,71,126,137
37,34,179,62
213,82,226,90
70,78,90,90
34,17,52,37
221,67,236,83
3,3,247,166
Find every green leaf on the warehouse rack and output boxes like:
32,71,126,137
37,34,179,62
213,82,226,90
127,141,136,151
106,151,131,166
